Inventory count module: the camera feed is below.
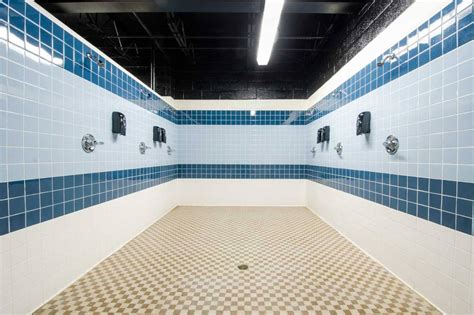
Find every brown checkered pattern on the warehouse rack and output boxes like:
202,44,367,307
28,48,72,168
35,207,440,314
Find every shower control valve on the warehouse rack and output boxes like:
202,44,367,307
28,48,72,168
139,142,151,154
334,142,343,156
383,135,399,155
81,134,104,153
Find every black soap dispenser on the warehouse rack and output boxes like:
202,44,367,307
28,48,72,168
356,111,371,135
112,112,126,135
153,127,167,143
322,126,330,142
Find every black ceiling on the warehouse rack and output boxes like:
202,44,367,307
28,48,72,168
36,0,412,99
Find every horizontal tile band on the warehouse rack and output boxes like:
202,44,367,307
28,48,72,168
1,1,471,125
0,164,472,236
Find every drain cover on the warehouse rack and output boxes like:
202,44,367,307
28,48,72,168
238,264,248,270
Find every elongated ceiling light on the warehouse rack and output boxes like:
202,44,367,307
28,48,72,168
257,0,285,66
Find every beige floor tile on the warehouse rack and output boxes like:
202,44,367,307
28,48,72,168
35,206,440,314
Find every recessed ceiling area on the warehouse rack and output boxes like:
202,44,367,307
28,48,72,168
35,0,412,99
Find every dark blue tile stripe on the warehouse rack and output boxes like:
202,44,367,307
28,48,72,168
178,164,307,178
0,165,179,235
306,165,473,235
0,164,472,235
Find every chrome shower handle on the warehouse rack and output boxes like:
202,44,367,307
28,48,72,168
139,142,151,154
383,135,399,155
81,134,104,153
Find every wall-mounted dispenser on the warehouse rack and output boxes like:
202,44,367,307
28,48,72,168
322,126,330,142
153,126,162,142
81,134,104,153
356,111,371,135
317,129,323,143
112,112,126,135
160,128,167,143
383,135,399,155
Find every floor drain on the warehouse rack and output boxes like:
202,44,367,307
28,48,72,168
237,264,248,270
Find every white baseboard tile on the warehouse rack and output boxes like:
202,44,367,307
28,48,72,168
305,180,473,314
178,179,307,207
0,180,180,314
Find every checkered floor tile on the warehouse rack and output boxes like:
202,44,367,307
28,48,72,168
35,206,440,314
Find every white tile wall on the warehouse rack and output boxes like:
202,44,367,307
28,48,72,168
306,41,474,184
306,180,472,314
0,38,178,183
0,180,179,314
179,125,306,165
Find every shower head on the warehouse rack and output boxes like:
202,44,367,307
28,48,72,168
86,52,105,68
377,53,398,67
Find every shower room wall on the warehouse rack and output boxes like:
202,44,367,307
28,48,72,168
0,0,179,312
177,111,307,206
305,1,473,313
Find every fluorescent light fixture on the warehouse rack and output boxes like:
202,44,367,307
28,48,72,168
257,0,285,66
306,0,450,107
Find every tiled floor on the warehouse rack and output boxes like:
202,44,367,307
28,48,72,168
35,206,440,314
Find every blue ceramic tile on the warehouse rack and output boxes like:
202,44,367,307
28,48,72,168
9,213,25,232
25,3,38,24
430,179,442,194
429,193,441,208
40,206,52,221
0,218,8,235
53,177,63,190
429,208,441,224
9,196,25,215
443,180,457,196
0,3,8,22
458,182,474,200
457,199,472,217
26,209,39,226
442,211,456,229
442,196,456,213
458,23,473,46
64,201,74,214
8,180,24,198
418,191,429,205
0,183,6,200
9,8,24,30
0,200,8,218
40,178,52,192
443,34,457,54
25,19,38,39
456,216,472,234
418,205,429,219
40,192,52,207
53,203,64,218
39,14,52,32
26,194,39,210
9,0,24,15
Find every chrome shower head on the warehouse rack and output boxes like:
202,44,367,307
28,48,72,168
86,52,105,68
377,53,398,67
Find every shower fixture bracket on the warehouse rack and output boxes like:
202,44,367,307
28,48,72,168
86,52,105,68
81,134,104,153
310,147,317,158
139,142,151,154
383,135,399,155
334,142,343,156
